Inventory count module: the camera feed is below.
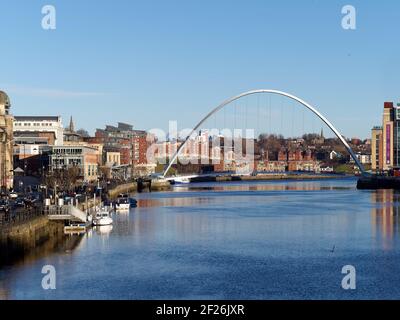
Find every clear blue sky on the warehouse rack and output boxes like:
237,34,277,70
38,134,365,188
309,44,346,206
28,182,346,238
1,0,399,139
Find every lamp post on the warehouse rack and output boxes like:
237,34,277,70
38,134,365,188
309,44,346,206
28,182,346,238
23,143,27,176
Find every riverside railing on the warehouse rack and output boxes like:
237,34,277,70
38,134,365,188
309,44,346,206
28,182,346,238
0,206,45,229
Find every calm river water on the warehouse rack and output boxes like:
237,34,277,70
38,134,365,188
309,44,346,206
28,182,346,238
1,178,400,300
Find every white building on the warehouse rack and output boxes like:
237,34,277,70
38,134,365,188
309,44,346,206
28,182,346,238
14,144,40,159
350,153,372,165
14,116,64,146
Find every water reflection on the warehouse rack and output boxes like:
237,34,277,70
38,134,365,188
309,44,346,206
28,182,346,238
371,189,400,250
172,180,354,193
94,225,113,235
0,233,84,299
136,180,354,209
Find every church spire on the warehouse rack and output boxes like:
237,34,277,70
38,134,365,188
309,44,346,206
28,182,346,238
69,116,75,132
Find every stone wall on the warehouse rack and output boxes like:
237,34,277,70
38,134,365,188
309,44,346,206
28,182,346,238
108,182,138,198
0,216,64,266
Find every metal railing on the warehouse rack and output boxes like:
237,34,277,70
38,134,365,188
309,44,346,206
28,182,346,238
44,205,71,216
0,200,114,230
0,206,45,229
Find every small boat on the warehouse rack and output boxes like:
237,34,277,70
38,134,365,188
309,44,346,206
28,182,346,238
173,177,191,184
92,209,113,226
115,197,130,211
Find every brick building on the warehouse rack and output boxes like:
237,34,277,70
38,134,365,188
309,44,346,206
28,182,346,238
95,123,155,176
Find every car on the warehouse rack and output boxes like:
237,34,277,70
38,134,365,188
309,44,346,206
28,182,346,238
0,199,10,213
24,196,38,207
14,198,25,208
9,192,18,199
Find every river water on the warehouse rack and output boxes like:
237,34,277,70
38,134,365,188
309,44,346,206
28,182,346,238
1,178,400,300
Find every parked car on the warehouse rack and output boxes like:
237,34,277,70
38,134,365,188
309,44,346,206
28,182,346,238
0,199,10,213
14,198,25,208
9,192,18,199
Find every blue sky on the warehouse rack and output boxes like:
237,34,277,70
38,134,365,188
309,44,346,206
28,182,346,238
1,0,399,139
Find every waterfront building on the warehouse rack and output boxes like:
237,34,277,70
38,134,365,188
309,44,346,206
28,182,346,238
14,144,40,159
105,151,121,167
95,122,156,176
13,144,51,177
0,91,14,190
382,102,394,170
371,126,383,172
49,145,99,182
349,152,372,165
371,102,400,172
256,160,286,173
14,116,64,146
63,140,103,166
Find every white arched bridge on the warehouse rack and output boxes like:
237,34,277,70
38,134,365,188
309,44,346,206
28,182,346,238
162,89,366,178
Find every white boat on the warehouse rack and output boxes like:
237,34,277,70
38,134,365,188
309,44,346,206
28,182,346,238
115,197,130,211
174,177,191,184
92,209,113,226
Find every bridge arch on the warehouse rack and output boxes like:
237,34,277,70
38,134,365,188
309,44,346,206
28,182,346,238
163,89,366,177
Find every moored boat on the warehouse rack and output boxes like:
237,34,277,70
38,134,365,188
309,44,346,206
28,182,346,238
115,197,130,211
92,208,113,226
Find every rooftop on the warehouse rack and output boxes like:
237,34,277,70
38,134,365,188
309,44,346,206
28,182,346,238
14,116,61,121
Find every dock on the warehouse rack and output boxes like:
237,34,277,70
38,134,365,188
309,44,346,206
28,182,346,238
357,176,400,190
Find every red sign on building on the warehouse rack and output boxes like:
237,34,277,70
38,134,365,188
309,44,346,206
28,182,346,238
386,124,391,165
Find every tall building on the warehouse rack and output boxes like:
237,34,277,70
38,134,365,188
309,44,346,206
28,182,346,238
371,126,383,171
371,102,400,172
0,91,14,190
382,102,394,170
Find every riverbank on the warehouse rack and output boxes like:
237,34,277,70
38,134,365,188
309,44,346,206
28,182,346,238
0,214,64,266
108,182,138,198
0,182,136,267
